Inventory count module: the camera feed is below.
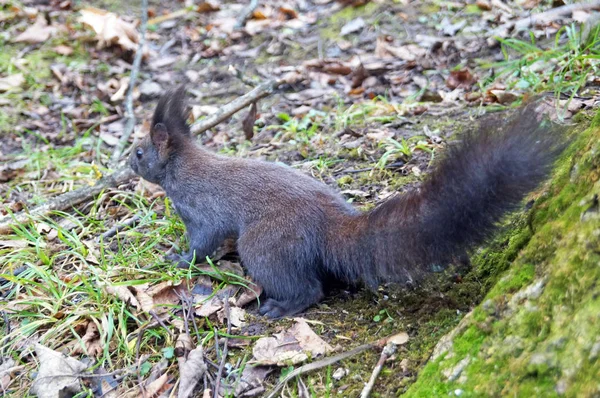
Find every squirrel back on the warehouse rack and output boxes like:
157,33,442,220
130,89,565,318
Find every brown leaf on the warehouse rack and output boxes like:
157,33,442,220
71,322,103,357
13,15,57,43
489,90,519,105
242,102,257,140
446,69,476,89
235,280,263,307
196,1,220,13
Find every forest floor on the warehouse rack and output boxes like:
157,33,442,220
1,0,599,397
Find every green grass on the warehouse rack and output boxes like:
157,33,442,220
479,24,600,106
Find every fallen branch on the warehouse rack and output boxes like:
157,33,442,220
0,167,136,235
190,78,283,134
0,77,283,235
492,0,600,36
99,212,142,241
360,342,398,398
265,335,392,398
110,0,149,168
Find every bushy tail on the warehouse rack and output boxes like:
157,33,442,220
330,102,566,287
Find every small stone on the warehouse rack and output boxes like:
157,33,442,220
332,367,347,381
454,389,464,396
139,80,163,100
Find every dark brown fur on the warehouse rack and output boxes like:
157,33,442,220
130,88,564,318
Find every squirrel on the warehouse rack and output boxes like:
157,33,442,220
129,87,564,318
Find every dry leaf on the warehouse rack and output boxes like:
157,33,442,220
195,296,223,317
234,280,262,307
53,45,73,55
446,69,476,89
31,344,88,398
252,318,333,366
71,322,103,357
178,347,207,398
217,306,247,328
104,284,141,310
144,373,169,396
13,15,56,43
0,73,25,92
79,8,139,51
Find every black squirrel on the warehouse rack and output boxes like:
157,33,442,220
129,88,564,318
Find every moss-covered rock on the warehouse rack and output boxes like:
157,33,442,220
405,118,600,397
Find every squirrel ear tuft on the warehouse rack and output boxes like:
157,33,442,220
152,86,190,137
150,122,169,150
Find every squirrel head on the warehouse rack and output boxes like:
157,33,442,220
129,86,191,185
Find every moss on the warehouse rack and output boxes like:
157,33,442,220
406,119,600,397
337,175,354,187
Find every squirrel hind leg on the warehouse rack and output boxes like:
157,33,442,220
258,288,324,318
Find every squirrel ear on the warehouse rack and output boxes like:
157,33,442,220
150,122,169,150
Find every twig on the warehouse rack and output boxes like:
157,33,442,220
265,335,393,398
360,342,398,398
110,0,149,168
229,65,257,88
214,291,232,398
235,0,259,29
492,0,600,36
0,77,283,234
0,167,136,235
190,78,283,134
147,7,192,25
99,213,142,241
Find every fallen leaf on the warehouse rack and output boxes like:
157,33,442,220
195,296,223,317
178,347,207,398
234,280,263,307
489,89,519,104
31,344,88,398
446,69,476,89
53,45,73,55
70,322,103,357
144,373,169,397
104,284,141,311
13,15,56,43
0,358,18,390
232,366,272,396
252,318,333,366
0,73,25,92
79,7,139,51
217,306,247,328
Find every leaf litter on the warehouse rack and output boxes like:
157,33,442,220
0,0,599,396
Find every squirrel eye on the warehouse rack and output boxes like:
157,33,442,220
136,148,143,158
